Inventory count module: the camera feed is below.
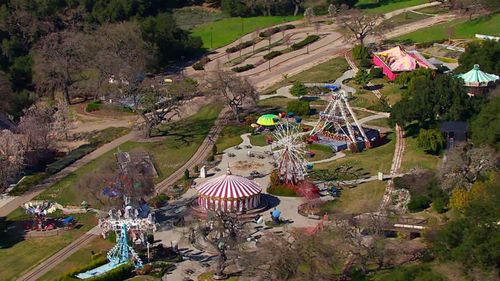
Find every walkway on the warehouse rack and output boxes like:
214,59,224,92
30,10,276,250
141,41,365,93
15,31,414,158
0,130,140,217
17,226,101,281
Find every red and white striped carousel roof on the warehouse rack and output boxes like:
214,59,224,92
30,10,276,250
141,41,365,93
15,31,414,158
196,169,261,199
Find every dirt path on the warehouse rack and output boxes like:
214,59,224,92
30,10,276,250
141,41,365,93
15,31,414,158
17,226,101,281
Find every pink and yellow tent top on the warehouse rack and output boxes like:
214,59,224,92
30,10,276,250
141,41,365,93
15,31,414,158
372,46,435,80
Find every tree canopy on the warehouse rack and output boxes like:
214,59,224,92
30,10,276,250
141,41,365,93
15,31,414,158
455,40,500,75
470,97,500,150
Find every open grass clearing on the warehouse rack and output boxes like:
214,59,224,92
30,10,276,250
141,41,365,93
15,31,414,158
258,96,293,109
0,212,97,281
415,5,450,15
364,117,391,128
216,124,252,153
395,13,500,42
370,78,404,105
321,180,386,214
263,56,349,94
39,237,114,281
385,11,430,26
307,143,335,162
248,134,269,147
401,135,440,172
173,6,225,31
35,104,222,206
357,0,429,14
315,132,395,175
192,16,301,49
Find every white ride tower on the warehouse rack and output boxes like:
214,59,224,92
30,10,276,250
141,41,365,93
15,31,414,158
310,90,371,149
271,120,309,184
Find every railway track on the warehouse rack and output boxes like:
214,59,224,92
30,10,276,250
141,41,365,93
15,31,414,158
18,228,99,281
156,109,230,193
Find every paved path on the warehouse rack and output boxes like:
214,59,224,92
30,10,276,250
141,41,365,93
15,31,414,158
384,1,441,19
0,131,140,217
17,226,101,281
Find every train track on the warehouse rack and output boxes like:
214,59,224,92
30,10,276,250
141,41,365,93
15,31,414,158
379,124,405,211
18,228,99,281
156,109,230,193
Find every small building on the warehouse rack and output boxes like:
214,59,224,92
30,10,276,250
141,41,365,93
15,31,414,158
457,64,499,96
440,121,468,148
372,46,436,81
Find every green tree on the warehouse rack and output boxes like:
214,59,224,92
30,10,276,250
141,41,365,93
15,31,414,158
352,44,369,60
290,81,308,96
354,68,370,88
417,128,445,155
470,97,500,150
9,55,33,91
184,169,190,180
287,100,310,116
456,40,500,74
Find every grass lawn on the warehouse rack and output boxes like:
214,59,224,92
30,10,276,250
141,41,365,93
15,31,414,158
349,88,386,112
401,135,440,172
385,11,430,25
249,134,270,146
307,144,335,162
0,212,97,281
173,6,225,31
321,180,386,214
371,78,404,106
415,5,450,15
364,117,391,128
357,0,429,14
216,125,252,153
258,96,293,110
314,132,395,175
192,16,301,49
395,13,500,42
263,56,349,94
39,237,114,281
35,104,222,206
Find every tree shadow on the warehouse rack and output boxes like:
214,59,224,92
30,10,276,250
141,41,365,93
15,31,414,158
261,193,280,209
0,218,27,249
366,84,383,91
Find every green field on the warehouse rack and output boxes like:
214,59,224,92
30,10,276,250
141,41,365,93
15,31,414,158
192,16,301,49
396,13,500,42
264,56,349,94
386,10,430,25
215,125,252,153
401,135,440,172
315,132,395,175
35,104,222,206
0,212,97,281
321,180,386,214
307,144,335,162
39,237,114,281
357,0,429,14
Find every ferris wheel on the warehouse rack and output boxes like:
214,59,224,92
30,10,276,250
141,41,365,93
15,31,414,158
271,120,309,184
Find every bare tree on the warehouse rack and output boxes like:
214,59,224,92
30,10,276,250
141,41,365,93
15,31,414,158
440,144,498,191
0,130,25,190
337,9,388,46
450,0,486,20
207,71,258,123
328,4,338,18
304,7,315,25
292,0,304,16
137,78,197,138
33,31,89,104
17,104,55,151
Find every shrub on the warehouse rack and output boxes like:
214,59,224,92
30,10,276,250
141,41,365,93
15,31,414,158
290,81,308,96
352,44,370,60
259,24,295,37
226,40,254,53
417,128,445,155
359,58,372,68
408,195,431,212
57,256,108,280
183,169,190,180
287,100,311,116
268,185,298,197
150,193,169,208
263,50,282,60
192,61,204,70
291,35,320,50
370,66,383,78
46,144,96,174
232,64,254,72
85,101,101,112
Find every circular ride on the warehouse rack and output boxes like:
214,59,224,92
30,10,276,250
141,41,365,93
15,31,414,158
271,120,309,184
195,168,262,213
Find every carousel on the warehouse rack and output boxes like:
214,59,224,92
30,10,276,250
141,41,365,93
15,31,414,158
457,64,499,95
195,168,262,213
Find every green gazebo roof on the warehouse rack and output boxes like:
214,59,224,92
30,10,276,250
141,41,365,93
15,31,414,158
457,64,499,87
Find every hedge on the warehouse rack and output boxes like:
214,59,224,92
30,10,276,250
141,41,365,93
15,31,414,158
259,24,295,37
9,173,49,196
85,101,101,112
226,40,254,53
45,144,96,174
291,35,320,50
57,256,109,280
232,64,255,73
192,56,211,71
58,263,134,281
268,185,298,197
263,50,282,60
